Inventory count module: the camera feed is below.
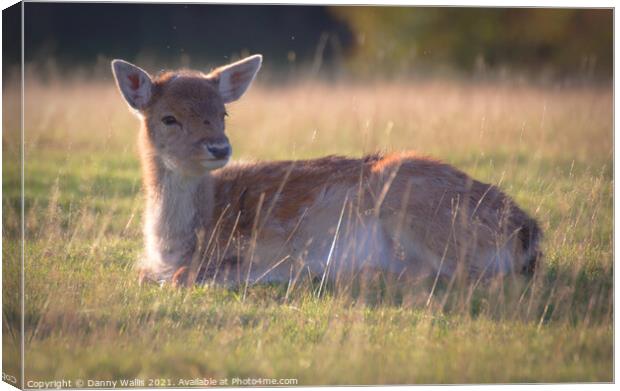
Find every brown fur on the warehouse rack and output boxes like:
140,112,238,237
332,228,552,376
211,153,539,278
111,56,541,285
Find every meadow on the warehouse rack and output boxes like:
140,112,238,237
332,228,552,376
2,74,613,385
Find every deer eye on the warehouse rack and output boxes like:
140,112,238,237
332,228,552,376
161,115,178,125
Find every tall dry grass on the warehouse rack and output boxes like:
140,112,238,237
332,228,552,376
1,75,613,383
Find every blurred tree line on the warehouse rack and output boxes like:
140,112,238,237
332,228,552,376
4,3,612,81
16,3,353,80
330,7,612,80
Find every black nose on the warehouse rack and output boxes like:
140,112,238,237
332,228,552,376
207,144,231,160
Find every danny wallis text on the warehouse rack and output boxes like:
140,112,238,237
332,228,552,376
88,378,145,387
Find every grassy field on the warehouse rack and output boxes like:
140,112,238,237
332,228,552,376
2,76,613,385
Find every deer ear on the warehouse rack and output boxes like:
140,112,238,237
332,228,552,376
211,54,262,103
111,59,153,110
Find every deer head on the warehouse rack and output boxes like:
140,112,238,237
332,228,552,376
111,55,262,175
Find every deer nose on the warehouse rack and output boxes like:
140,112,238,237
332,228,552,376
206,144,231,160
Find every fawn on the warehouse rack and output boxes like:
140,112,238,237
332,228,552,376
111,54,541,287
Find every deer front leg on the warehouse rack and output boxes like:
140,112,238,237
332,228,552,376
171,266,190,287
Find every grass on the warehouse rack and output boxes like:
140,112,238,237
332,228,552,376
2,76,613,385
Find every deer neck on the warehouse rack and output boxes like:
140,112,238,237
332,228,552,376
139,136,215,278
145,157,208,232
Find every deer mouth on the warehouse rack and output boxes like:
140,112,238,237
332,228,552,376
199,157,229,170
